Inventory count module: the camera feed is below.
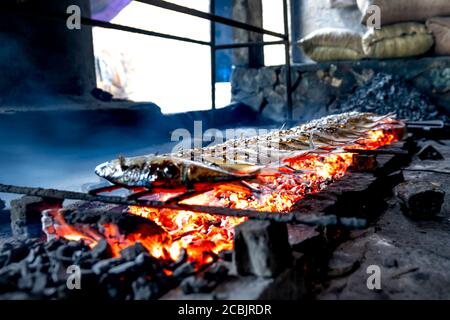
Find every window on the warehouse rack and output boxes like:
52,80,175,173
94,0,218,113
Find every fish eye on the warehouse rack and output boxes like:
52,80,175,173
163,164,179,178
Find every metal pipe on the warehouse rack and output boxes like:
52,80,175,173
215,40,285,50
0,183,363,227
135,0,287,39
283,0,293,121
81,16,211,46
210,0,216,123
0,6,211,46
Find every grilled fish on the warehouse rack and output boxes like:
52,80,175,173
95,112,403,189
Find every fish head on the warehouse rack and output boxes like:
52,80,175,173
95,155,256,189
95,155,183,188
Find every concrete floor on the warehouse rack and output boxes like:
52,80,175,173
317,140,450,300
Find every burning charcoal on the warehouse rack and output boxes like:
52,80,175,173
8,242,29,264
173,262,197,281
0,292,36,300
0,242,14,253
55,243,80,263
180,262,229,294
25,248,37,265
80,269,97,286
29,255,50,274
395,181,445,219
92,258,124,275
0,254,8,269
43,287,57,298
134,252,158,270
234,220,292,277
44,238,66,252
99,272,132,300
204,262,229,282
119,242,148,261
180,276,211,294
132,277,160,300
30,272,48,296
49,260,68,284
108,261,137,277
10,196,62,239
168,249,188,270
417,144,444,161
219,250,233,262
90,239,113,260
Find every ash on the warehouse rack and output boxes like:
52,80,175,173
332,73,447,121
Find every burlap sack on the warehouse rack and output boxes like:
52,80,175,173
427,17,450,56
298,28,364,62
357,0,450,26
362,23,434,59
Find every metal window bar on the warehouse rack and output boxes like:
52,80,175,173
2,0,293,120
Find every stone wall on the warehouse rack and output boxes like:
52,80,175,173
230,57,450,122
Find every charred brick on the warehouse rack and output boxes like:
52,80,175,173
233,220,292,277
395,181,445,219
417,144,444,161
10,196,62,239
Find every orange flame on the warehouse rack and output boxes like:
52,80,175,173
48,128,400,267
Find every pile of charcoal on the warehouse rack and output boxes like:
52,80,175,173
331,73,447,121
0,210,231,300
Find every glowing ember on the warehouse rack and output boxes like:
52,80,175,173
128,128,399,264
48,127,401,268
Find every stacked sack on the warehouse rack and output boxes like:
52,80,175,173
298,28,365,62
362,22,433,59
358,0,450,58
427,18,450,56
297,0,450,62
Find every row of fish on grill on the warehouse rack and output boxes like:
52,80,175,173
94,112,404,191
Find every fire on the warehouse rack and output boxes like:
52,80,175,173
48,128,400,267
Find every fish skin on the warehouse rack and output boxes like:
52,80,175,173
95,112,402,188
95,155,257,189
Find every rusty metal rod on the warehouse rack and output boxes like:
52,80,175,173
0,183,365,228
344,148,409,156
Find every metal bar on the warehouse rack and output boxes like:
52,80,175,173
1,6,211,46
283,0,293,121
135,0,287,39
344,148,409,156
215,40,285,50
210,0,216,122
0,183,361,227
80,16,210,46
